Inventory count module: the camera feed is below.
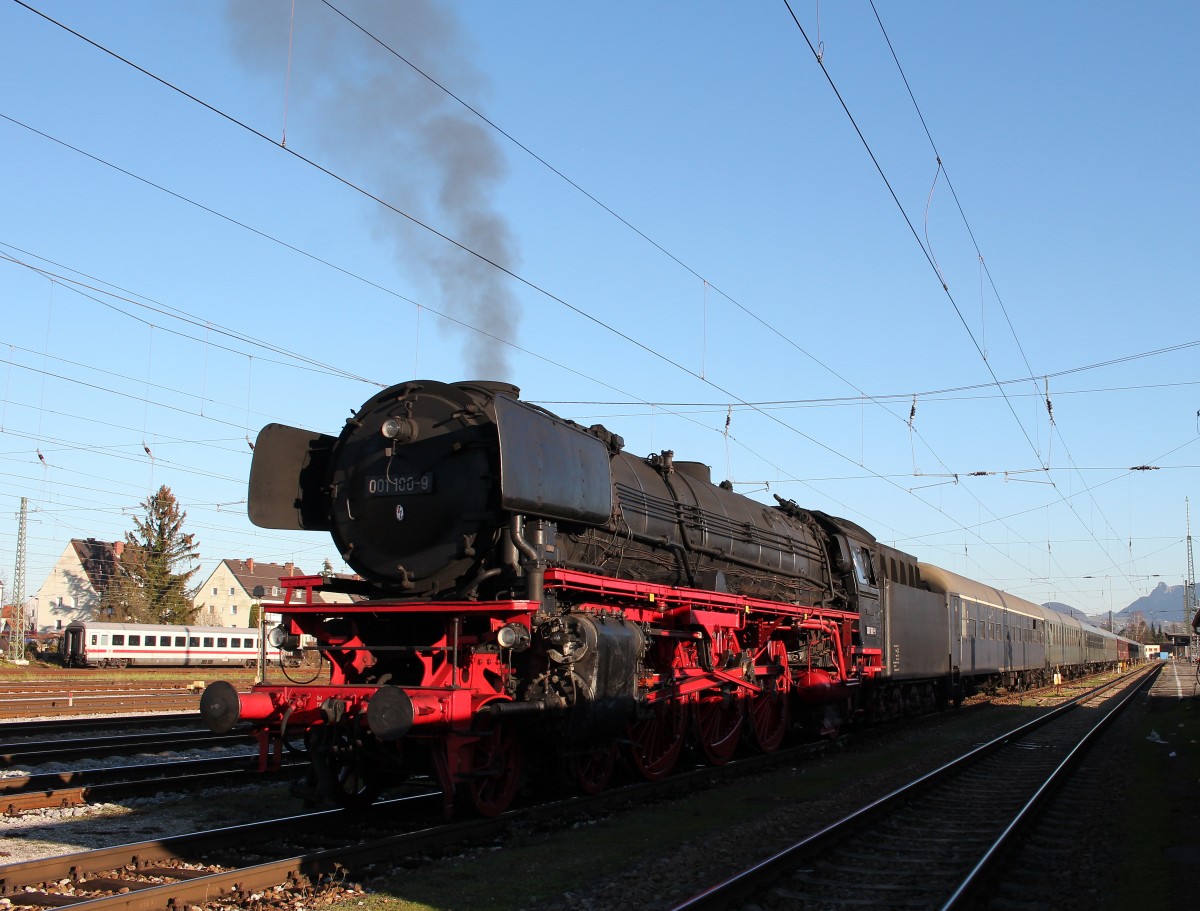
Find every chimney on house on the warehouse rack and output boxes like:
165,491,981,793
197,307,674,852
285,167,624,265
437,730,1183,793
247,557,255,573
285,562,295,577
113,541,124,558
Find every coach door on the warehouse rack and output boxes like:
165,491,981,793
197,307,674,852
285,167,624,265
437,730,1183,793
951,594,962,670
64,624,84,666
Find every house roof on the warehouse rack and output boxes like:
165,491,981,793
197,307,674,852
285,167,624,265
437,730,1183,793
212,559,365,604
223,559,306,601
70,538,121,594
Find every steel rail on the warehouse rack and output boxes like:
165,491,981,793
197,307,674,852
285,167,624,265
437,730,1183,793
1,753,281,797
0,733,846,908
938,664,1158,910
2,762,307,813
0,730,249,766
0,714,203,738
669,664,1159,911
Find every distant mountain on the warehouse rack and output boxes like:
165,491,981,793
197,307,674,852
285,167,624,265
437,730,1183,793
1112,581,1188,626
1043,581,1187,629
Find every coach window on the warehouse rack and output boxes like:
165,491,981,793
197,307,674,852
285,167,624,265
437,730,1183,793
189,637,200,647
217,637,228,648
145,636,156,646
231,638,240,648
129,635,140,646
174,636,185,647
203,637,214,648
113,635,125,645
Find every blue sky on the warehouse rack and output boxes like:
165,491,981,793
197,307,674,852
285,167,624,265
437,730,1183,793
1,1,1196,625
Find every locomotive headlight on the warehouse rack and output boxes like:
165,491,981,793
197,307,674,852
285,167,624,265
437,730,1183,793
267,624,299,651
381,416,417,443
496,622,531,651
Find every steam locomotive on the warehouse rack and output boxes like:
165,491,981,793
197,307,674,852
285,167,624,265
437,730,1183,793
200,379,1140,814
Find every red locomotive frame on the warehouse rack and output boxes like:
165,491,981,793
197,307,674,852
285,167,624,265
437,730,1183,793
231,567,882,815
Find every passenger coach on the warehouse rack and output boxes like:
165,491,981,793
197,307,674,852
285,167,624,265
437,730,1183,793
63,620,270,668
916,564,1139,692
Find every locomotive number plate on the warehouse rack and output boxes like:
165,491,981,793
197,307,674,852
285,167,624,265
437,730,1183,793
366,473,434,495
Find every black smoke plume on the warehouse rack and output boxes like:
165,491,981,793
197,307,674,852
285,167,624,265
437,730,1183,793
225,0,520,379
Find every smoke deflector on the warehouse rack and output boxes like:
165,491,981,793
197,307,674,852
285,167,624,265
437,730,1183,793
494,394,613,525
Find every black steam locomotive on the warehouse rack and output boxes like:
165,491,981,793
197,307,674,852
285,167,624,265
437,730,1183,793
201,379,1139,814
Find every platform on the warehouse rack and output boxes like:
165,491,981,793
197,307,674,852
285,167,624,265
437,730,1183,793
1125,659,1200,907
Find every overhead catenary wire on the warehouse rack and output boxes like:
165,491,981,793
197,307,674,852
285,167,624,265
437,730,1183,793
296,1,1117,598
780,0,1147,596
0,2,1095,603
864,0,1145,592
2,1,1180,612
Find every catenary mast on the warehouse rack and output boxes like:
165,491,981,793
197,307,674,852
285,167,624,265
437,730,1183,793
7,497,27,663
1188,498,1198,660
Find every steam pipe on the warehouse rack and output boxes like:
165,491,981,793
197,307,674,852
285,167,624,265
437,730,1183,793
510,515,545,604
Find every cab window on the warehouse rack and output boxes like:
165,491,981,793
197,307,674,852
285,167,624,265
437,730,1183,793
850,546,877,587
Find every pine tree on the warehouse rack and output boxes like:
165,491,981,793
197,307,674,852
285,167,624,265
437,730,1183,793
99,485,200,624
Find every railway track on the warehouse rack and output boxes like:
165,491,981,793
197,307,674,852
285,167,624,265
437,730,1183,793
0,720,861,908
0,674,254,692
0,795,449,909
0,728,250,766
0,667,1149,908
0,724,298,813
0,713,205,740
0,675,258,721
0,693,206,719
670,663,1159,911
2,754,307,814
